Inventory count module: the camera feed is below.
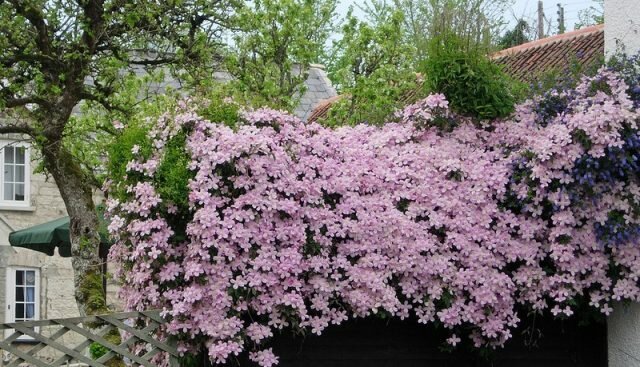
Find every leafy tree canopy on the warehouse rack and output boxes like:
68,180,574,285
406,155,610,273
0,0,240,320
499,19,531,50
225,0,337,111
575,0,604,30
323,7,420,125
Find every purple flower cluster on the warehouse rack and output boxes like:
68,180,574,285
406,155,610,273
107,68,640,366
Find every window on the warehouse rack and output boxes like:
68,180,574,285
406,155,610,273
0,142,29,207
5,268,40,340
11,269,38,322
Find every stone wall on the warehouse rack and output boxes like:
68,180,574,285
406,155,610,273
0,246,78,364
609,302,640,367
604,0,640,57
605,2,640,366
0,166,121,364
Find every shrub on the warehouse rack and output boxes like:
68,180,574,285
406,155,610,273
107,66,640,366
89,342,109,360
421,33,518,119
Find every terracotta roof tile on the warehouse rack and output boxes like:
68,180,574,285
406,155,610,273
306,95,344,123
492,24,604,82
309,26,605,123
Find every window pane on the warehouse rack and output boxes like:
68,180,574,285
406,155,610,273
4,147,14,164
15,165,24,183
25,304,34,319
25,287,34,302
11,269,38,324
4,183,13,201
25,271,35,286
15,303,24,319
4,164,13,182
15,147,25,164
14,184,24,201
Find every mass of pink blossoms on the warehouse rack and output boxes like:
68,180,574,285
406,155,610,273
107,68,640,366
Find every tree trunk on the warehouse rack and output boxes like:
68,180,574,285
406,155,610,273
42,139,125,366
42,142,108,317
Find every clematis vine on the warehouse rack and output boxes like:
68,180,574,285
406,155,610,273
107,67,640,366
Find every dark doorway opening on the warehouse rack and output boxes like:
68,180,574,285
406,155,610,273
233,315,607,367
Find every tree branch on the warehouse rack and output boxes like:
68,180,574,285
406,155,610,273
80,0,106,52
0,53,54,68
8,0,52,55
129,57,176,66
4,96,49,108
79,91,127,113
0,120,35,136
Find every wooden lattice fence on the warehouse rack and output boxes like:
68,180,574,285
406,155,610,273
0,310,179,366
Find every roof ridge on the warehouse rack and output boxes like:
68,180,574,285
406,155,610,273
493,23,604,59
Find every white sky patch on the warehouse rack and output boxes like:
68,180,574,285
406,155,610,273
336,0,599,34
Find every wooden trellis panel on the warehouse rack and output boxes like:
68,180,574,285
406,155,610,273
0,310,179,366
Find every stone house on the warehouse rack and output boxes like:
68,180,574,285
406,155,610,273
0,65,335,364
0,142,80,364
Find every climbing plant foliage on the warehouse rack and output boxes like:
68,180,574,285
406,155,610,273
107,67,640,366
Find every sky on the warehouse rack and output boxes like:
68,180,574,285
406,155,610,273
336,0,598,33
509,0,596,30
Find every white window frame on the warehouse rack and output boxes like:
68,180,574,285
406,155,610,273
0,140,30,208
5,267,40,341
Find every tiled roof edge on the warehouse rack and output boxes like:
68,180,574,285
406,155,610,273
492,24,604,59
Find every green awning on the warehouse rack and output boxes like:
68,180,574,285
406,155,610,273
9,216,111,258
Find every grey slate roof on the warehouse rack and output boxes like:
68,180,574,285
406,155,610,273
129,63,336,121
294,64,337,121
